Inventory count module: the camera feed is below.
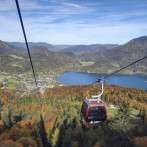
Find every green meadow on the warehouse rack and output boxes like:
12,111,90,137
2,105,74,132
10,54,23,59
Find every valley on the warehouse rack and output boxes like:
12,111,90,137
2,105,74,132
0,36,147,146
0,36,147,94
4,36,147,75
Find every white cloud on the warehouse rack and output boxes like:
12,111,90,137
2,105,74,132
62,2,85,8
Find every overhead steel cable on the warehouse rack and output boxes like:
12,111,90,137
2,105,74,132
95,55,147,83
103,55,147,79
15,0,42,103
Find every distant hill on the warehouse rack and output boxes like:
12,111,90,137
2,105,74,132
27,46,79,72
82,60,119,73
30,46,55,57
7,42,78,51
0,40,26,54
59,44,119,56
103,36,147,65
7,42,56,50
7,42,119,54
30,46,76,60
0,41,79,73
80,36,147,73
54,45,76,50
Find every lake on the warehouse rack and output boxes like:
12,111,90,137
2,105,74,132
55,71,147,90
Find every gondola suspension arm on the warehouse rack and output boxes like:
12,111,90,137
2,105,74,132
92,79,104,99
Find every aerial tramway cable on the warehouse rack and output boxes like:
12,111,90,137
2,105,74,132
15,0,42,104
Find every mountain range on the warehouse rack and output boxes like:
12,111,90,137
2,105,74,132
7,41,119,55
6,42,55,50
59,44,119,56
1,36,147,74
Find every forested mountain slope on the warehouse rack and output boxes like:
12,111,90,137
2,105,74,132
0,41,80,73
0,40,26,54
80,36,147,62
30,46,76,60
80,36,147,73
0,83,146,146
81,60,119,73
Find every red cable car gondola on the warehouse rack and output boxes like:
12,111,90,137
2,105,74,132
81,79,107,127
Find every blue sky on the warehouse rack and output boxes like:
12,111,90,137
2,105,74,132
0,0,147,45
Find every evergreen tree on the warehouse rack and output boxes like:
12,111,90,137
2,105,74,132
139,109,146,123
108,104,135,147
62,127,73,147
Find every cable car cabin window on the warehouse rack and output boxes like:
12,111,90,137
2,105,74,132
88,105,106,122
88,105,106,116
81,101,88,117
